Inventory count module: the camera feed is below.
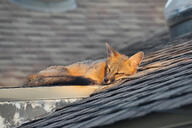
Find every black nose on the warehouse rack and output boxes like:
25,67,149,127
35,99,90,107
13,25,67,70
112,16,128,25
104,78,108,83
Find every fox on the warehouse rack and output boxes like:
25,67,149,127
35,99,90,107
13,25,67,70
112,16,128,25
25,43,144,87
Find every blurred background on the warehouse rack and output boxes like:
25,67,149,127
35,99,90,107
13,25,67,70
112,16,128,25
0,0,167,87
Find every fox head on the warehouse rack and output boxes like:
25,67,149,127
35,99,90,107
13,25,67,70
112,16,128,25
104,43,144,84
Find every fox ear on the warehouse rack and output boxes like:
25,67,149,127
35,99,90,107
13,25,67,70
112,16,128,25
129,51,144,68
106,43,120,57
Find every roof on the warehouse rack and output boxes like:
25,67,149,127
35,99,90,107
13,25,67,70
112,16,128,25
0,0,166,87
19,34,192,128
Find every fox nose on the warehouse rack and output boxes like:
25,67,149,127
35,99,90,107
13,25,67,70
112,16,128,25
104,78,108,83
104,77,115,84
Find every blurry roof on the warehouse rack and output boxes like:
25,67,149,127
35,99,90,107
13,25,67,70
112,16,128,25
0,0,166,87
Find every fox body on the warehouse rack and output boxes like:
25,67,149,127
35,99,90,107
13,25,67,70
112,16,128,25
26,44,144,86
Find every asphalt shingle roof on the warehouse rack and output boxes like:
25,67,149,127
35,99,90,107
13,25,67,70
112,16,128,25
19,37,192,128
0,0,166,87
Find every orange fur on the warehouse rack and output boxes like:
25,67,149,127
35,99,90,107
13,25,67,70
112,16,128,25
26,43,144,86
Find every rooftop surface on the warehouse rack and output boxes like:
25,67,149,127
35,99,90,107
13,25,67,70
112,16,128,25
0,0,166,87
19,33,192,128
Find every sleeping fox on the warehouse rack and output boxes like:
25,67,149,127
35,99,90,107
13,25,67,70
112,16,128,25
25,43,144,86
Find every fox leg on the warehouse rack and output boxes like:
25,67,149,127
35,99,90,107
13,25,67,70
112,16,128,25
39,66,70,77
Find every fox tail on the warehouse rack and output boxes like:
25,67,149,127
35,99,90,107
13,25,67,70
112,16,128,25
24,74,96,87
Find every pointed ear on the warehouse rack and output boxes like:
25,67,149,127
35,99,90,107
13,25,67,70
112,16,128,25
129,51,144,67
105,43,120,57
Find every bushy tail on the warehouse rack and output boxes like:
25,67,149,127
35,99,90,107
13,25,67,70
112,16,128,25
24,74,95,87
